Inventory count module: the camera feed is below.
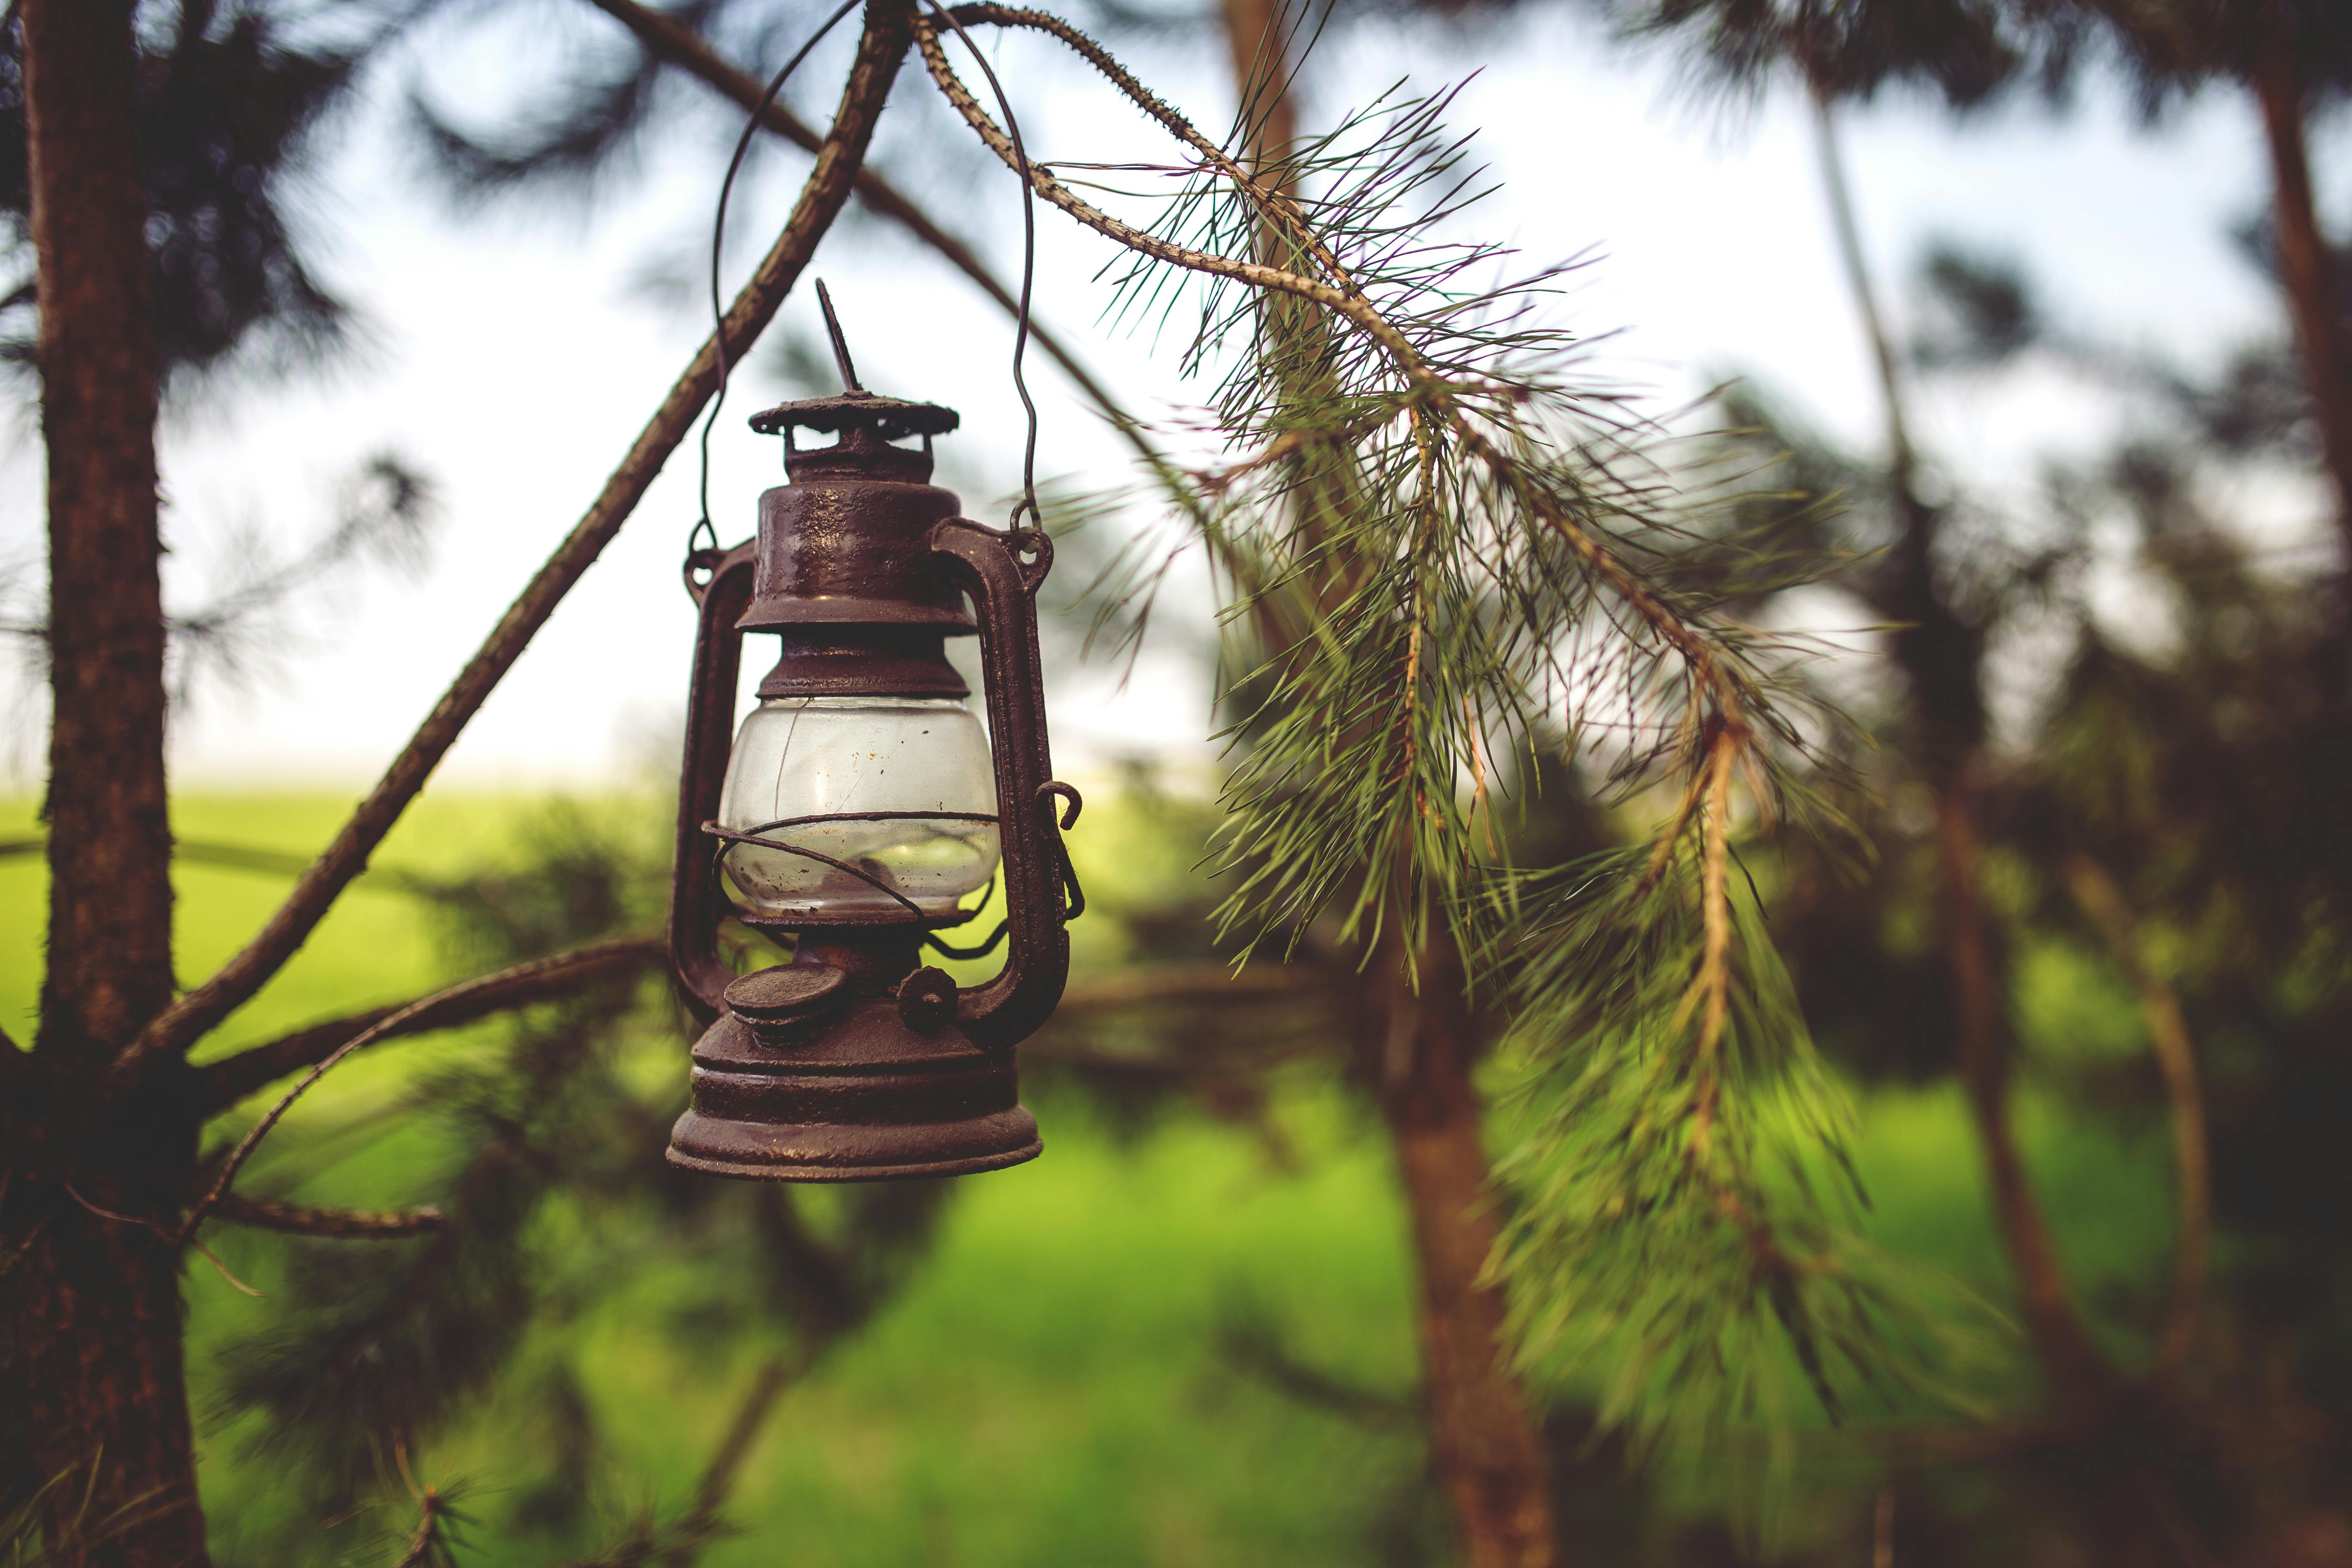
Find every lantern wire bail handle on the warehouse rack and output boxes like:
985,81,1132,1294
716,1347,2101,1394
921,0,1044,549
687,0,863,588
688,0,1048,591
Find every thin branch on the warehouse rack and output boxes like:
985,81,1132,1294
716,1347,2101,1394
945,4,1359,294
192,936,664,1113
209,1192,447,1239
2062,853,2210,1379
658,1352,808,1568
113,0,918,1080
179,942,691,1240
577,0,1160,469
1942,789,2111,1409
1810,91,1916,483
62,1182,264,1294
912,17,1424,372
1217,1315,1419,1430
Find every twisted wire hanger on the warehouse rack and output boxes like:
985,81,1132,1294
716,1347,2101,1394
691,0,862,571
920,0,1043,538
692,0,1050,570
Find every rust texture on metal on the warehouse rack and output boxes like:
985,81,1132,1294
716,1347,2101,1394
665,373,1074,1181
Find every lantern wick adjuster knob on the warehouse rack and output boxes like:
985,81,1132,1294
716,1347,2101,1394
896,966,959,1033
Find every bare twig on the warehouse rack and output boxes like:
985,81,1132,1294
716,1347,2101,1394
113,0,918,1081
210,1192,447,1240
180,942,698,1240
193,936,664,1113
2063,853,2211,1379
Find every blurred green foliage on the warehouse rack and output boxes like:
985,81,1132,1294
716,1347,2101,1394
0,792,2179,1563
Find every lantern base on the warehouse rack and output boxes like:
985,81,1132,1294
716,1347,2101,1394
666,1113,1040,1182
666,993,1042,1182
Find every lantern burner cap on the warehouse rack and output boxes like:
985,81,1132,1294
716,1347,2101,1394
747,280,960,480
747,394,960,443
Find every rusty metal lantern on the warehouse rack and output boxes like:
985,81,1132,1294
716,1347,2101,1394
665,328,1079,1182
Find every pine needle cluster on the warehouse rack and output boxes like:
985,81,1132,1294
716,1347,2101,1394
917,0,1973,1449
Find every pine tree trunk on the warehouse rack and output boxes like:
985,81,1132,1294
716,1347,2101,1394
27,0,174,1053
2251,18,2352,544
14,0,204,1562
1369,931,1557,1568
1933,781,2112,1417
1813,89,2115,1419
1217,0,1298,178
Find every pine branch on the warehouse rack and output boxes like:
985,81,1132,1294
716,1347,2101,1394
1940,790,2111,1412
2062,852,2210,1380
192,936,664,1113
111,0,919,1081
658,1352,807,1568
913,15,1423,371
391,1477,460,1568
914,3,1898,1449
209,1192,446,1239
180,941,689,1240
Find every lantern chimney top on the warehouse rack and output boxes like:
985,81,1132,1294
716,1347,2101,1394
747,280,959,484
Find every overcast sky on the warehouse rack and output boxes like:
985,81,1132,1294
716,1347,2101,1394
1,5,2336,789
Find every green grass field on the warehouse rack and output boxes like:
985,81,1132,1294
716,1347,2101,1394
0,793,2182,1564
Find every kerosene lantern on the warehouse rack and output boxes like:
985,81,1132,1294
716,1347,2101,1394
665,316,1079,1182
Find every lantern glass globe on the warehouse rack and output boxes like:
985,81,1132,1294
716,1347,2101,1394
717,696,1001,919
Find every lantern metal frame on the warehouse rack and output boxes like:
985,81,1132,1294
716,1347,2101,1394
665,391,1079,1183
